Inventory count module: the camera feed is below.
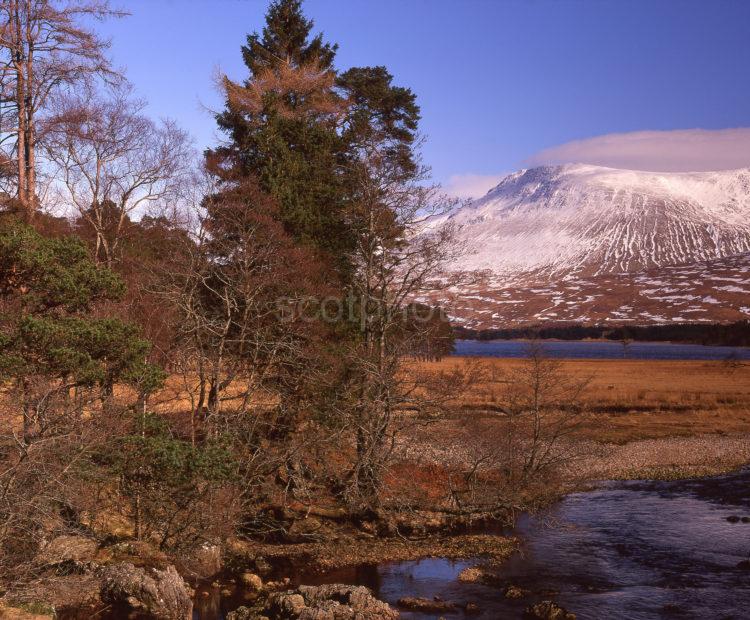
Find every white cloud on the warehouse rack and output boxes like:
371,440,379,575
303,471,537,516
526,128,750,173
443,173,508,200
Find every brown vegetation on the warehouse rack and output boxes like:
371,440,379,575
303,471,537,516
393,356,750,487
428,356,750,443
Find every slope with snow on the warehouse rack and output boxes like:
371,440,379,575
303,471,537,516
431,164,750,328
444,164,750,277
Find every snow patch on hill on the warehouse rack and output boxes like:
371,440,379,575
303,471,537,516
441,164,750,277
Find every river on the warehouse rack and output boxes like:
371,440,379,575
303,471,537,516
453,339,750,361
194,468,750,619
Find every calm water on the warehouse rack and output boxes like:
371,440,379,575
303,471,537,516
453,339,750,361
194,469,750,620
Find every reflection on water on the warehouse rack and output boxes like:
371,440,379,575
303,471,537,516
195,468,750,620
499,469,750,619
453,339,750,360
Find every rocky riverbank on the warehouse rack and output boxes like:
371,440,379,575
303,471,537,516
3,435,748,619
570,433,750,480
0,530,518,619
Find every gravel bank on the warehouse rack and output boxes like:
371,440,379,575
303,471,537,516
572,433,750,480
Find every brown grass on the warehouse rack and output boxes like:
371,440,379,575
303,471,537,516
421,357,750,444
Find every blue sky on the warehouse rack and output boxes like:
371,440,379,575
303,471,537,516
99,0,750,196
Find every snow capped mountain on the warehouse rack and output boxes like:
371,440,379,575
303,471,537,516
445,163,750,277
428,164,750,328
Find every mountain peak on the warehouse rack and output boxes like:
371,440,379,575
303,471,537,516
429,164,750,327
447,164,750,277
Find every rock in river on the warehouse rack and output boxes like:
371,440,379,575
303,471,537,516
524,600,577,620
504,584,529,599
239,571,264,591
397,596,457,613
264,584,398,619
99,562,193,619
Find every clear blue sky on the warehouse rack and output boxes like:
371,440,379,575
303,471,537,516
98,0,750,191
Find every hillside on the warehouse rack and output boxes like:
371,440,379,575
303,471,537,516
428,164,750,328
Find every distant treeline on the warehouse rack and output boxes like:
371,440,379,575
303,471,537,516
455,320,750,347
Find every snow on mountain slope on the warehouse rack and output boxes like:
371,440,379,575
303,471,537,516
444,164,750,277
423,252,750,329
427,164,750,328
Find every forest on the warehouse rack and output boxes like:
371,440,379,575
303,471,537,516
0,1,538,615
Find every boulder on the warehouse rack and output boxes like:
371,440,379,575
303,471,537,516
240,572,264,591
265,577,291,591
504,585,529,599
227,607,269,620
99,562,193,619
457,567,483,583
523,600,576,620
265,584,399,619
456,566,503,587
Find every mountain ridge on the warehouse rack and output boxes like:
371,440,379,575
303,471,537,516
444,163,750,277
430,163,750,328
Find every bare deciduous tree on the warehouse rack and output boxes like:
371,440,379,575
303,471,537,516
43,89,193,266
336,133,470,514
448,342,592,522
0,0,125,218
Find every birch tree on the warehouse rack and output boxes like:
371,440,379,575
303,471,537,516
43,90,192,267
0,0,123,218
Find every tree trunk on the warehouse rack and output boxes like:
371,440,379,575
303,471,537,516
21,377,33,444
11,0,29,217
23,0,35,216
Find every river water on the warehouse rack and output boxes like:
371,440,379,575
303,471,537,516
453,339,750,360
194,468,750,619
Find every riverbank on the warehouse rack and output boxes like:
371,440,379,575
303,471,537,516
571,434,750,480
7,460,748,619
5,356,749,618
199,462,750,619
227,533,518,575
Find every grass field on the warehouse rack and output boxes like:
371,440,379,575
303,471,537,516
393,357,750,481
425,357,750,444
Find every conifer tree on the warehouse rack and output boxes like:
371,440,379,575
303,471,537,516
0,219,161,444
211,0,423,288
241,0,336,74
211,0,349,271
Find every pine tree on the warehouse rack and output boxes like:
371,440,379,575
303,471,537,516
210,0,350,273
0,219,162,444
211,1,424,290
241,0,336,74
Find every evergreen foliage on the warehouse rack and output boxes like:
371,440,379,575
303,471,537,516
0,219,125,313
0,220,161,396
211,0,422,285
104,413,236,549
